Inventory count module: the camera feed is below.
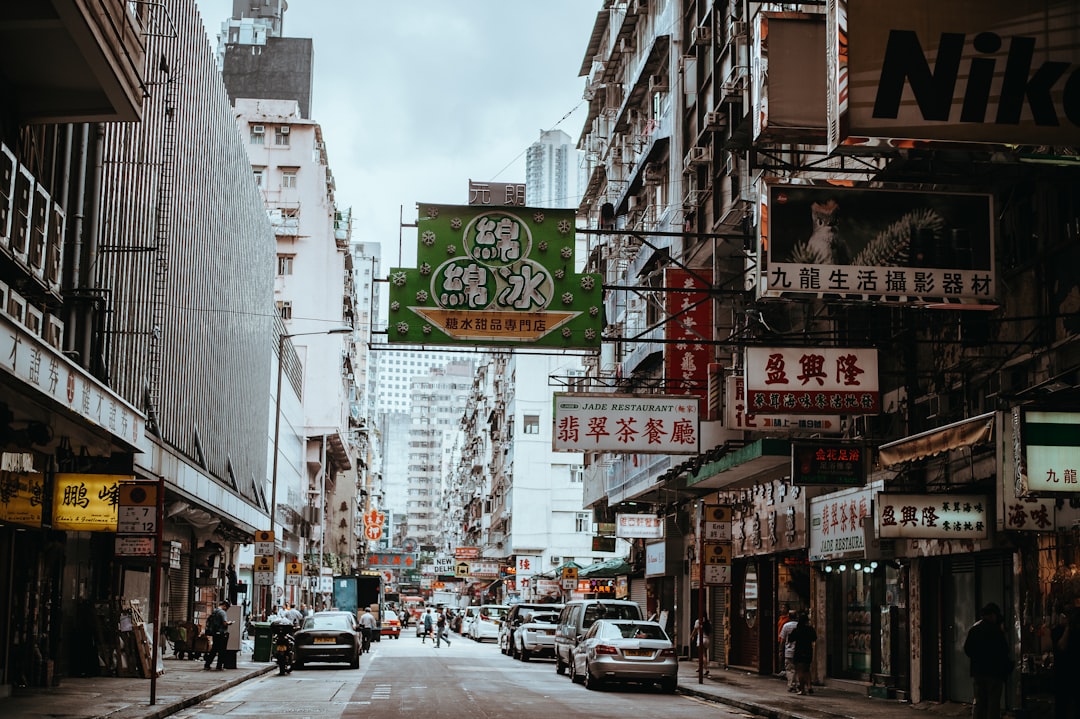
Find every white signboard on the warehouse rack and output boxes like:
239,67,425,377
433,557,454,574
724,375,841,433
810,487,873,560
117,505,156,534
254,571,274,586
516,555,539,577
469,560,500,579
616,513,664,539
875,493,988,539
645,541,666,578
704,564,732,586
745,347,879,415
115,536,156,557
1018,410,1080,494
553,393,700,454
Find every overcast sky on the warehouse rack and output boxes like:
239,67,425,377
197,0,601,267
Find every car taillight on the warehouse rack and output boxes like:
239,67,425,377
660,648,676,657
595,644,618,655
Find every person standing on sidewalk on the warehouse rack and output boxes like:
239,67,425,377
203,601,232,671
693,614,712,676
964,602,1012,719
778,609,798,692
790,612,817,695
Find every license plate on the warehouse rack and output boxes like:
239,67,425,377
313,637,334,644
624,649,652,657
276,644,288,652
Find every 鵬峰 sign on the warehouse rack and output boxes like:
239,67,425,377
745,346,879,414
553,393,699,454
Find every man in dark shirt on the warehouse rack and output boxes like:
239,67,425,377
203,601,232,671
963,602,1011,719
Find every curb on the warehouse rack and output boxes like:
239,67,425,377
100,665,278,719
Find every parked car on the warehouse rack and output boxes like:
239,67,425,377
500,603,553,655
458,606,480,638
554,599,643,675
467,604,509,642
380,608,400,639
416,608,437,638
569,619,677,692
512,608,561,661
292,611,361,669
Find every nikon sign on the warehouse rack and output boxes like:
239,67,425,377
829,0,1080,148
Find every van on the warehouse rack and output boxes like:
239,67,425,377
553,599,643,674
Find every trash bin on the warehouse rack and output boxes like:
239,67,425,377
252,622,273,662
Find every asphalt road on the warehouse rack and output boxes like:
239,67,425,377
167,631,744,719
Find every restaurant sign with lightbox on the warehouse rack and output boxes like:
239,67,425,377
1013,408,1080,496
875,493,988,539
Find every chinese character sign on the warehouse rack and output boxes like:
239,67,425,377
387,204,602,349
723,375,840,433
792,441,868,486
1016,410,1080,495
875,493,988,539
0,472,45,527
553,393,699,455
760,183,996,304
52,473,130,531
616,513,665,539
809,487,873,560
663,268,712,399
745,346,879,414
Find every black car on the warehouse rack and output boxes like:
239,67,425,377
293,612,361,669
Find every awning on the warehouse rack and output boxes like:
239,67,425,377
878,411,995,468
685,438,791,491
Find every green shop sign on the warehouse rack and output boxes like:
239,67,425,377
387,203,603,349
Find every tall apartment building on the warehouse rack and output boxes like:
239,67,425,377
525,128,580,209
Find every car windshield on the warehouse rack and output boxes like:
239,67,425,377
583,603,639,628
524,611,559,624
304,615,352,631
481,606,507,619
610,622,667,640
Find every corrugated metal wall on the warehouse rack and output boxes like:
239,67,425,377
94,0,276,505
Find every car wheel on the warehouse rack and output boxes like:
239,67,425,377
659,677,677,693
520,646,530,662
555,652,566,675
584,663,604,691
350,651,360,669
570,657,582,684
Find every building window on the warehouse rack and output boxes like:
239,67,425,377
570,466,583,483
277,254,294,276
523,414,540,434
250,124,265,144
277,301,292,320
281,169,298,188
275,126,291,146
252,167,265,187
575,512,591,533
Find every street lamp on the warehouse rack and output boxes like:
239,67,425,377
269,325,353,537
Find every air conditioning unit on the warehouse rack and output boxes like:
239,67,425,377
684,145,709,169
730,21,747,37
0,143,15,249
44,314,63,350
649,73,668,94
5,288,25,324
278,125,290,135
550,555,562,565
24,304,42,336
251,124,265,135
720,78,745,102
692,23,712,45
705,110,726,130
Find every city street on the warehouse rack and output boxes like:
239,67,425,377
167,632,742,719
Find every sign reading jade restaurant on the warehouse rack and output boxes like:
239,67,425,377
810,487,873,560
387,203,602,349
745,346,879,414
553,393,699,454
875,493,988,539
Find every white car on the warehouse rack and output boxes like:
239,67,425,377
512,608,561,661
468,604,509,642
458,606,481,638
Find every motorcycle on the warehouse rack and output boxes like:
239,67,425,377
271,621,295,675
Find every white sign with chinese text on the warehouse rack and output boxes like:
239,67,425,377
1017,410,1080,494
469,560,500,579
875,493,988,539
553,393,700,454
516,555,539,577
616,513,664,539
745,347,879,415
809,487,873,560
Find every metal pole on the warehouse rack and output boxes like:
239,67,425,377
697,502,706,684
149,476,165,704
268,332,285,618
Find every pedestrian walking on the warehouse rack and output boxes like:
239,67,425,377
789,612,816,695
964,602,1012,719
692,614,712,676
359,606,377,652
1052,606,1080,719
435,609,451,647
203,600,233,671
422,608,434,643
778,609,799,692
284,603,304,628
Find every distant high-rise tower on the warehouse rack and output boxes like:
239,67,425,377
526,129,579,209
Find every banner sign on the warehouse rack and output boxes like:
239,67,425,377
469,559,500,579
792,441,868,486
368,552,416,568
663,268,712,398
553,393,699,454
724,375,841,433
761,183,995,304
875,493,988,539
52,474,132,531
745,346,879,414
810,487,873,560
829,0,1080,149
516,555,539,577
455,546,480,560
1014,409,1080,495
0,471,44,527
616,513,664,539
387,204,602,349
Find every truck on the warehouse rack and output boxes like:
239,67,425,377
332,573,383,639
429,589,460,608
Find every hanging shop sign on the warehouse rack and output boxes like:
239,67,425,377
387,203,602,349
1013,408,1080,496
469,559,500,579
52,473,133,531
792,440,869,486
553,393,699,454
809,486,873,560
759,183,995,305
455,546,481,560
731,479,808,557
745,346,879,414
663,268,713,399
724,375,841,434
515,555,538,577
367,552,415,568
615,513,664,539
254,530,274,556
591,536,616,552
752,12,828,144
0,471,44,527
875,493,988,539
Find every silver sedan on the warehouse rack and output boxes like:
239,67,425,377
569,619,677,692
